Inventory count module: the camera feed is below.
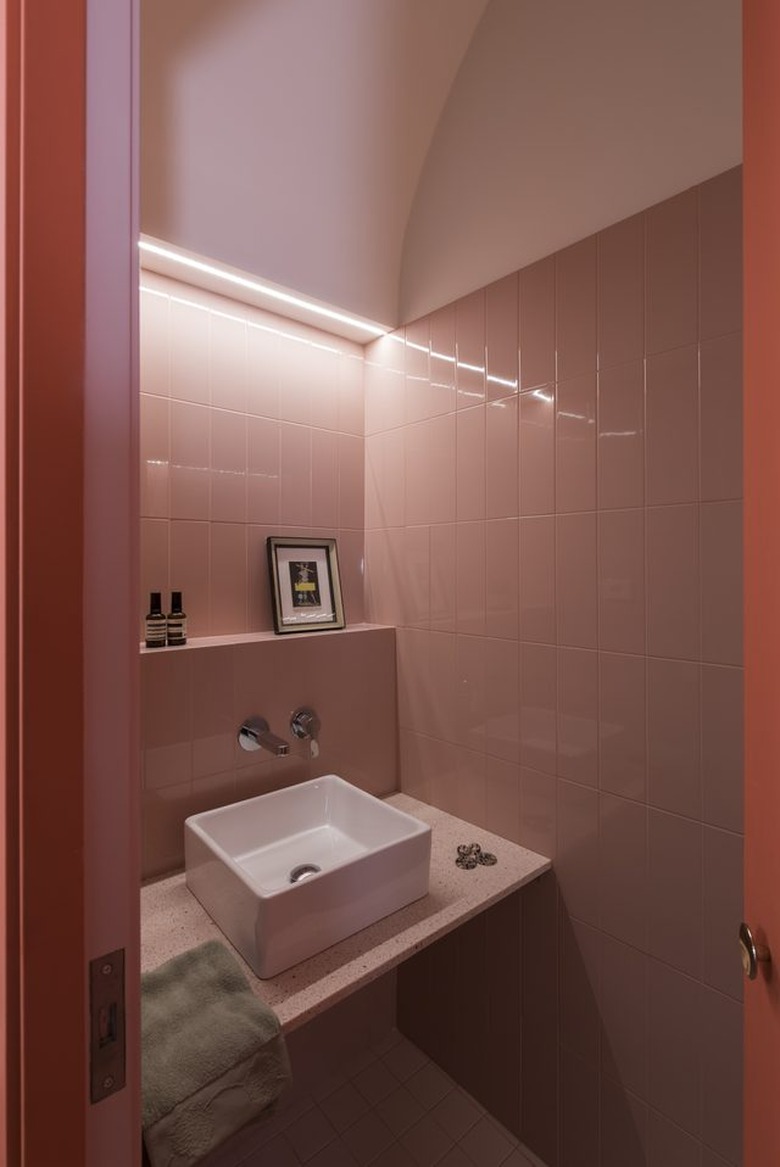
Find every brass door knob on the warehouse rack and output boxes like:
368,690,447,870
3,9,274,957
739,922,771,980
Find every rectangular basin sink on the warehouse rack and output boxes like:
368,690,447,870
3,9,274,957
185,775,432,978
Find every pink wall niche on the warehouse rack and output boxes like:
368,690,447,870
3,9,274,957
139,271,365,639
369,168,744,1166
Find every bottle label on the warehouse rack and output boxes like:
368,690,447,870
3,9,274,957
145,618,167,648
167,617,187,645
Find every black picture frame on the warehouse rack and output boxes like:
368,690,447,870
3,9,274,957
266,536,345,634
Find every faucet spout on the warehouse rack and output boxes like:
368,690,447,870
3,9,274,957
238,717,290,757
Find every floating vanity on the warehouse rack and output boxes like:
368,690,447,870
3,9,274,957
141,793,550,1031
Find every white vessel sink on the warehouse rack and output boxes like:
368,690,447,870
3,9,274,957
184,775,432,978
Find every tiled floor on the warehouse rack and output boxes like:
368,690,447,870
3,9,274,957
228,1030,542,1167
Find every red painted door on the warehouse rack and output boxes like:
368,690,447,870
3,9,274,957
744,2,780,1163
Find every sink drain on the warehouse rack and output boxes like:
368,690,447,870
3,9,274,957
289,863,321,884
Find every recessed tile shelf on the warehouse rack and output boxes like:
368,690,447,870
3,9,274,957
141,794,550,1031
139,621,390,653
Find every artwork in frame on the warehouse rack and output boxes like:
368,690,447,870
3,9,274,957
266,536,346,634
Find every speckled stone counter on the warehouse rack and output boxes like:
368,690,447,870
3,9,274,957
140,794,551,1032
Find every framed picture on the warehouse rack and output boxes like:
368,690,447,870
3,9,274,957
266,536,346,634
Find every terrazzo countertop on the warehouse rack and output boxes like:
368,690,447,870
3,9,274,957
140,794,551,1032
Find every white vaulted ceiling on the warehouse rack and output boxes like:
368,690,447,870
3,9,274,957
141,0,741,330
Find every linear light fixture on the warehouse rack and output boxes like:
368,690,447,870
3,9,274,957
138,236,391,344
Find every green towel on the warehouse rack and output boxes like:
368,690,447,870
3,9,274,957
141,940,291,1167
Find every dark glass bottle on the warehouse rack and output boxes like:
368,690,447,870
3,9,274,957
145,592,167,648
166,591,187,646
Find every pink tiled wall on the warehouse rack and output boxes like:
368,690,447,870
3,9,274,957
368,168,744,1166
141,626,397,878
140,272,366,637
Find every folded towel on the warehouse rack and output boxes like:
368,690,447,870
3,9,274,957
141,940,291,1167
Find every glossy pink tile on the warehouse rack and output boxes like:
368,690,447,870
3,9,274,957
599,793,648,951
278,330,313,425
559,915,601,1066
336,529,366,625
648,960,703,1138
598,213,644,371
142,782,195,877
599,935,648,1098
363,333,405,435
485,395,519,518
519,387,555,516
310,428,339,529
485,756,521,843
598,652,646,801
519,766,557,859
169,520,210,637
337,351,364,436
338,433,365,531
246,525,276,632
246,416,280,524
140,519,170,637
429,524,458,633
700,987,742,1164
556,374,596,513
455,748,487,829
455,634,486,752
429,303,457,416
648,810,703,979
139,286,170,396
210,311,248,413
406,415,457,526
646,504,700,660
647,658,701,818
520,642,557,775
702,826,743,1002
170,401,210,520
485,518,519,639
279,423,312,527
647,1110,701,1167
646,188,698,355
519,516,556,643
191,646,235,779
700,333,743,502
699,166,743,342
246,322,280,419
485,273,519,399
456,405,486,521
306,340,340,433
557,648,598,786
702,664,743,833
556,512,598,649
141,649,193,752
519,255,555,392
556,237,597,382
404,316,432,426
140,393,170,519
484,637,520,763
210,409,247,523
557,780,600,927
646,345,699,506
209,523,247,635
170,296,210,404
598,361,644,510
456,522,486,635
598,508,645,655
455,289,486,407
701,501,743,666
365,429,405,530
397,628,458,745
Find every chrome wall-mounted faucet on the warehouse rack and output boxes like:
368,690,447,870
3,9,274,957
237,717,289,757
290,706,320,758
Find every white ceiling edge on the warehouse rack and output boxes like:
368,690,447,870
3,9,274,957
399,0,742,323
139,236,391,344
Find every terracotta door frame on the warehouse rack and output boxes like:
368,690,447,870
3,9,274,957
744,1,780,1164
2,2,140,1164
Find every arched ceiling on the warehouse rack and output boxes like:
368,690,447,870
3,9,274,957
141,0,741,331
